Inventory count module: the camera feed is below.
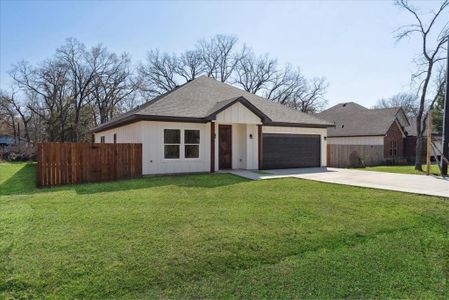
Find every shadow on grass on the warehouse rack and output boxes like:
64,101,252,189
0,163,247,196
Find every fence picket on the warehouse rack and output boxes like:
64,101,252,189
36,143,142,187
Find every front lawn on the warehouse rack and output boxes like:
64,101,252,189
355,164,441,176
1,163,448,298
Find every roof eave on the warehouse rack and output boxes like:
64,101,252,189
92,115,208,133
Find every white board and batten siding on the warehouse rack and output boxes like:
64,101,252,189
214,102,261,171
141,121,210,175
94,122,142,144
215,102,261,124
95,121,211,175
262,126,328,167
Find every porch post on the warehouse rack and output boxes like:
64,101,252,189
210,121,215,173
258,124,263,170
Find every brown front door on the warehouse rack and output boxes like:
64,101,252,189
219,125,232,169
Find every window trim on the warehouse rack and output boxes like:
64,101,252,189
389,140,397,157
163,129,181,160
162,128,201,161
184,129,200,159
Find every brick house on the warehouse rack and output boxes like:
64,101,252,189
317,102,410,166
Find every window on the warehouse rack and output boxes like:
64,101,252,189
185,130,200,158
389,140,397,156
113,133,117,144
100,136,105,144
164,129,180,159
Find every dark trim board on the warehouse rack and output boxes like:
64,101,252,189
258,125,263,170
93,115,208,133
210,122,215,173
268,122,333,128
93,116,334,134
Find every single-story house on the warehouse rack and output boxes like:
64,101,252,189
316,102,410,165
92,76,333,175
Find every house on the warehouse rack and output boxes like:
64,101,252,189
404,117,443,162
92,76,333,175
317,102,410,165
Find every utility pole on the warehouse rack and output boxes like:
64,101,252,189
442,36,449,176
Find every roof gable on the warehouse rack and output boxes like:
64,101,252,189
206,96,271,122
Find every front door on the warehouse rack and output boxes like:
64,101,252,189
219,125,232,169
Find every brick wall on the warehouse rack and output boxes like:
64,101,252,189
384,122,404,159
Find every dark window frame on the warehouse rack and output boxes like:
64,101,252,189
164,129,181,159
389,140,397,157
184,129,200,159
113,133,117,144
100,136,105,144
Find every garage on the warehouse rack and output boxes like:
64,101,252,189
262,133,321,169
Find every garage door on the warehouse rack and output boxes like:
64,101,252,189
262,134,321,169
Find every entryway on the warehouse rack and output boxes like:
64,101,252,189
218,125,232,169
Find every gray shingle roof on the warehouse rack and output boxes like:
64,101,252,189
93,76,332,132
317,102,405,137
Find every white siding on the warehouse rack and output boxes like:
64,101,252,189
141,121,210,175
94,122,142,144
246,124,259,169
263,126,327,167
95,121,210,175
216,102,262,124
327,136,384,145
214,122,259,171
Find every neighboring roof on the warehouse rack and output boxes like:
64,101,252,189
317,102,409,137
93,76,333,132
405,117,442,137
404,117,417,136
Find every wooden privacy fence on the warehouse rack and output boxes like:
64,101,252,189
37,143,142,187
327,144,384,168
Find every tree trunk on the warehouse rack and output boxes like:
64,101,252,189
415,135,423,171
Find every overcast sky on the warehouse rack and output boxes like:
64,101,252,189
1,0,447,108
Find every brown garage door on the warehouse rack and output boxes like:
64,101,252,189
262,134,321,169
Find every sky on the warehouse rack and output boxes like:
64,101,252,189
0,0,447,108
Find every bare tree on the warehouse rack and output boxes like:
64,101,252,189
291,77,329,113
198,34,241,82
177,49,206,81
88,46,138,125
0,89,32,142
138,49,179,97
0,90,17,139
11,60,70,142
56,38,98,141
264,67,328,112
265,66,305,104
234,50,277,94
374,93,419,117
395,0,449,170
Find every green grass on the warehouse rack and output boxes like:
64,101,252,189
1,162,448,299
355,164,441,176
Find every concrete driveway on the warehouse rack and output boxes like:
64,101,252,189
228,168,449,198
